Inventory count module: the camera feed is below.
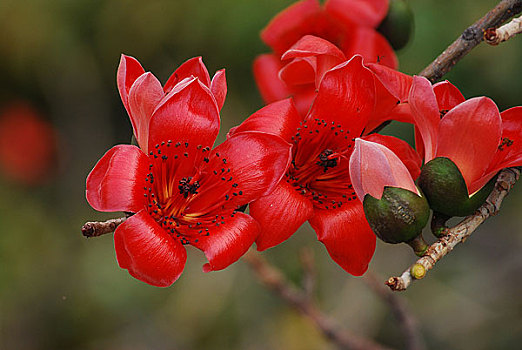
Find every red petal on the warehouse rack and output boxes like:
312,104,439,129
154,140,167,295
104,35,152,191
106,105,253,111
186,132,293,215
251,181,314,251
363,134,422,179
367,63,412,102
409,76,440,162
436,97,501,193
325,0,389,28
114,210,187,287
261,0,323,54
86,145,148,213
341,28,398,69
309,202,376,276
308,55,375,138
350,138,418,200
279,57,316,86
127,72,164,153
210,69,227,111
163,57,211,94
117,54,145,113
192,212,259,272
253,54,291,103
433,80,465,112
227,98,302,143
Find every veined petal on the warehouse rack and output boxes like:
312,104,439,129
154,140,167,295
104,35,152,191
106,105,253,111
163,56,211,93
86,145,148,213
210,69,227,111
186,132,293,216
409,76,440,162
350,138,418,200
433,80,465,112
261,0,323,54
128,72,164,153
251,181,315,251
192,212,259,272
114,210,187,287
325,0,389,28
309,202,376,276
436,97,501,192
253,54,291,103
227,98,302,143
117,54,145,113
341,28,398,69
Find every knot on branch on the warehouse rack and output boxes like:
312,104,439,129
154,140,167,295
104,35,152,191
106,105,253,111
462,27,480,41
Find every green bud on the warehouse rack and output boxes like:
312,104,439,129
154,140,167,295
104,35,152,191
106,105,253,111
363,186,430,247
418,157,497,217
377,0,414,50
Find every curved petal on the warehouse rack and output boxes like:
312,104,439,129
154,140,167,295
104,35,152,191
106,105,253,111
227,98,302,143
367,63,412,102
163,57,211,93
210,69,227,111
279,57,317,86
409,76,440,162
350,138,418,200
86,145,148,213
117,54,146,113
261,0,323,54
114,210,187,287
127,72,164,153
186,132,293,215
325,0,389,28
309,202,376,276
308,55,375,138
253,54,291,103
341,28,398,69
436,97,501,192
433,80,465,112
251,181,315,251
363,134,422,180
192,212,259,272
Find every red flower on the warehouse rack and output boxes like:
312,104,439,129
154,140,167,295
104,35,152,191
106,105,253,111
0,101,57,185
230,56,420,275
254,0,397,115
86,56,292,287
410,76,522,194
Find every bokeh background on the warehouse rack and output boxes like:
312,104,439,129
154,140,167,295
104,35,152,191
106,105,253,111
0,0,521,349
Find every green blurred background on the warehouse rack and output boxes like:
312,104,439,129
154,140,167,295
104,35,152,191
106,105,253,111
0,0,521,349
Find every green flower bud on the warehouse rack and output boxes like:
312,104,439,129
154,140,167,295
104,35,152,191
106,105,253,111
378,0,414,50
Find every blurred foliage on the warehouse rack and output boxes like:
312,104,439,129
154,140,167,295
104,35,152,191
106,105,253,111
0,0,520,349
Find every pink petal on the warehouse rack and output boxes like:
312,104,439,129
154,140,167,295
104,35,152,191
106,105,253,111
251,181,315,251
227,98,302,143
325,0,389,28
86,145,148,213
433,80,465,112
210,69,227,111
409,76,440,162
340,27,398,69
163,57,211,93
191,212,259,272
253,54,291,103
436,97,501,193
117,54,145,113
114,210,187,287
309,202,376,276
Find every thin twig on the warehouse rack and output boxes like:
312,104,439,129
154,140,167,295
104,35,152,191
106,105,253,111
420,0,522,82
81,217,126,237
299,247,316,300
363,272,426,350
484,14,522,45
386,167,520,291
243,250,394,350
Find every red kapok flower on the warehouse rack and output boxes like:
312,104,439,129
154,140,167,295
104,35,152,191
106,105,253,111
86,56,292,287
0,101,57,185
230,56,420,275
254,0,398,115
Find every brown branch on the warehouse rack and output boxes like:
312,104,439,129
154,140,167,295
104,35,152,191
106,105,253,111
386,167,520,291
299,247,316,300
484,14,522,44
81,217,126,237
420,0,522,82
243,250,394,350
363,273,426,350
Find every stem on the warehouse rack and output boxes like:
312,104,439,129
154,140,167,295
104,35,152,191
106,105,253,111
430,212,451,238
81,217,127,237
406,235,429,257
484,14,522,45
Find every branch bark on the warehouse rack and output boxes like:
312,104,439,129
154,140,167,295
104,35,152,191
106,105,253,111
81,217,127,237
386,167,520,291
484,14,522,45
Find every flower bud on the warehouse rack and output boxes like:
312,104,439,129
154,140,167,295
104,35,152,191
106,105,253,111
418,157,496,217
378,0,414,50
